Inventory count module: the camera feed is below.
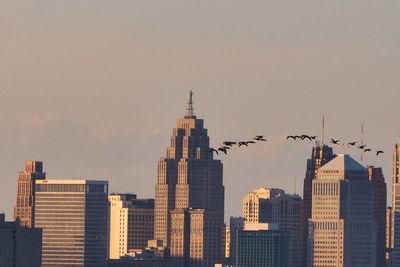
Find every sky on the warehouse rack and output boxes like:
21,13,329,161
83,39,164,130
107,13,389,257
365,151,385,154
0,1,399,221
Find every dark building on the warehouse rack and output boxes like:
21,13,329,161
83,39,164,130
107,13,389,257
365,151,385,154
236,223,288,267
302,144,335,267
368,166,387,267
14,161,46,228
0,213,42,267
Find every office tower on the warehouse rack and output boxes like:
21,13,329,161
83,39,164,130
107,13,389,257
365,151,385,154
242,188,284,223
243,188,302,267
368,166,387,267
14,161,46,227
109,193,155,259
308,154,376,267
225,217,244,264
154,91,224,266
35,180,108,267
302,144,335,267
0,213,42,267
393,140,400,267
388,207,394,267
236,223,288,267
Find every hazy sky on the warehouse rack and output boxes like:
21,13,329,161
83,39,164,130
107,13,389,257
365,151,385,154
1,1,399,220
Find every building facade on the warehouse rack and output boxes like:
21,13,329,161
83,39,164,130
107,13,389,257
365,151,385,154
236,223,288,267
242,188,284,223
393,140,400,267
307,154,376,267
388,206,394,267
225,217,245,264
368,166,387,267
109,193,154,259
14,161,46,228
302,145,335,267
0,213,42,267
35,179,108,267
154,92,225,267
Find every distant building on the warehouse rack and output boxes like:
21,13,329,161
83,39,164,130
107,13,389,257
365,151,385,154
109,193,154,259
308,154,376,267
392,140,400,267
242,188,302,267
0,213,42,267
236,223,288,267
225,217,244,264
14,161,46,227
35,179,108,267
302,144,335,267
387,206,394,267
368,166,387,267
154,91,224,266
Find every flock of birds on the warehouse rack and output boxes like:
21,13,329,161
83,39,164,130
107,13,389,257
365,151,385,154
209,135,385,156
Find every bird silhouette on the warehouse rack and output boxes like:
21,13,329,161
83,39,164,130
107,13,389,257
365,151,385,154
209,148,219,154
248,141,256,144
287,135,297,140
330,138,340,145
348,142,357,146
238,141,249,147
253,135,267,141
376,150,384,156
358,145,366,149
223,141,237,147
364,148,371,152
217,147,228,154
310,136,317,140
301,135,312,141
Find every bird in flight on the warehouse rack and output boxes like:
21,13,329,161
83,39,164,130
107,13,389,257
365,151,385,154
310,136,317,140
223,141,237,147
217,147,228,154
330,138,340,145
376,150,384,156
364,148,371,152
358,145,366,149
209,148,219,154
348,141,357,146
301,135,312,141
287,135,297,140
253,135,267,141
238,141,249,147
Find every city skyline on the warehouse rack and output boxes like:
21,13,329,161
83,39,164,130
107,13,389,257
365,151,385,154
1,1,399,222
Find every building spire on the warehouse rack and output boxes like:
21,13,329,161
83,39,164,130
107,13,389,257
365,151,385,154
321,115,325,146
185,90,195,118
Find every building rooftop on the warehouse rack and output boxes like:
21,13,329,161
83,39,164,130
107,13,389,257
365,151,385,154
319,154,366,172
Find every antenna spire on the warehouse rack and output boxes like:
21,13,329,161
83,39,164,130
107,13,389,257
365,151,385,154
185,90,195,118
361,123,364,162
321,115,325,146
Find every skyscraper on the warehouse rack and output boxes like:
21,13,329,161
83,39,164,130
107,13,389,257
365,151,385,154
154,91,224,266
243,188,302,267
14,161,46,227
35,180,108,267
108,193,154,259
308,154,376,267
392,140,400,267
302,144,335,267
368,166,387,267
387,206,394,266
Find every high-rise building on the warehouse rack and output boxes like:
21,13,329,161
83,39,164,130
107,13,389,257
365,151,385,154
392,140,400,267
225,217,244,264
14,161,46,227
307,154,376,267
243,188,302,267
368,166,387,267
236,223,288,267
154,91,225,267
35,180,108,267
387,206,394,267
242,188,284,223
302,144,335,267
0,213,42,267
109,193,155,259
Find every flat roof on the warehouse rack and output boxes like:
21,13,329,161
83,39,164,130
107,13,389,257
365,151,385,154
36,179,108,185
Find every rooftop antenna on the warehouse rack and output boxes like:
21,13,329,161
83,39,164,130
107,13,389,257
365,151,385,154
294,176,297,195
321,115,325,146
185,90,195,118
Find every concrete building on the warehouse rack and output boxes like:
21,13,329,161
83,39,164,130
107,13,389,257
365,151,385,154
307,154,376,267
0,213,42,267
35,179,108,267
368,166,387,267
225,217,244,264
388,206,394,267
109,193,154,259
302,144,335,267
242,188,284,223
236,223,288,267
14,161,46,228
393,140,400,267
154,91,224,267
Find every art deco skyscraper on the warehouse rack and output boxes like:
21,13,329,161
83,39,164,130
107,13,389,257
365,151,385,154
308,154,376,267
392,139,400,266
14,161,46,228
154,91,224,266
302,144,335,267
